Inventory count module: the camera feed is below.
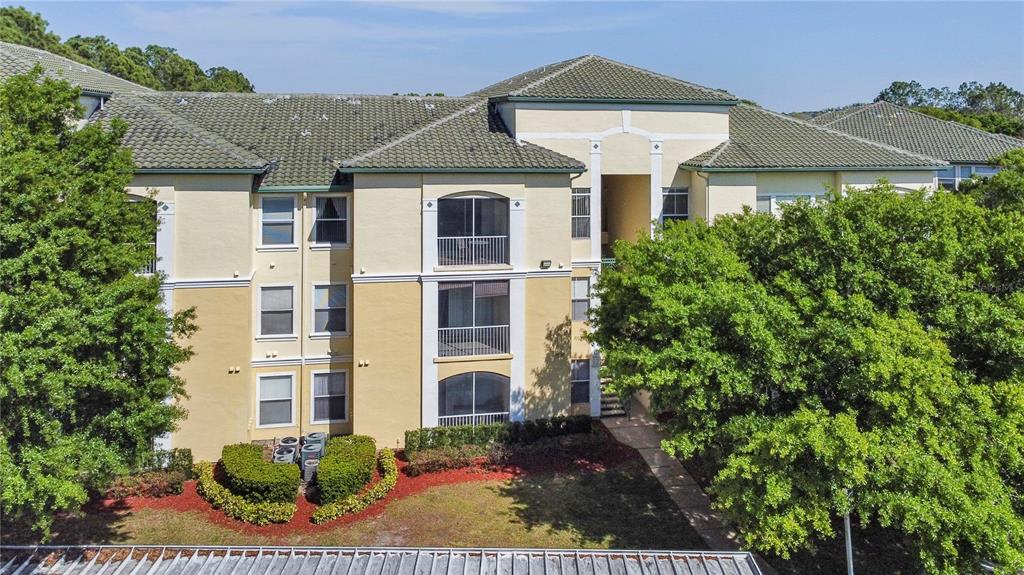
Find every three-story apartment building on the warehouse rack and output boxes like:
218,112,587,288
3,44,957,459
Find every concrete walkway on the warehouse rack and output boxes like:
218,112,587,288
603,413,777,575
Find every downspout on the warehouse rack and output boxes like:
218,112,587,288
695,171,710,222
299,192,307,437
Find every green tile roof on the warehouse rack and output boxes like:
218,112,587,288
682,104,947,171
0,41,152,95
94,95,268,171
469,54,737,104
809,101,1024,164
340,99,585,172
98,92,581,184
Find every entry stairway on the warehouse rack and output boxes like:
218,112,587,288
599,381,626,417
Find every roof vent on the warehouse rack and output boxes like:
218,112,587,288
291,114,300,121
176,98,189,106
301,129,311,136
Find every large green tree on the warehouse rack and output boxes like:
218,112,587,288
875,80,1024,137
592,163,1024,574
0,68,196,537
0,6,255,92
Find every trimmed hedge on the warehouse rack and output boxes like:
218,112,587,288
195,461,296,525
404,415,594,453
405,445,484,476
312,448,397,524
221,443,300,503
317,435,376,504
106,469,187,499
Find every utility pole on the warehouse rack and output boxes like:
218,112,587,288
844,509,855,575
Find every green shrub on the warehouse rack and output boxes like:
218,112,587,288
317,435,376,504
106,469,187,499
404,415,594,453
146,448,194,478
195,462,295,525
220,443,300,503
405,445,485,476
312,448,397,524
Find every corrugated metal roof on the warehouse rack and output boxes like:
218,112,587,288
0,546,762,575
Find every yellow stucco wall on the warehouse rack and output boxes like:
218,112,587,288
353,174,422,276
525,173,573,270
708,173,757,220
171,286,252,462
351,281,421,449
756,172,834,196
839,170,936,191
603,174,651,245
524,276,572,419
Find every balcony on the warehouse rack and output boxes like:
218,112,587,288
437,196,509,267
437,236,508,266
438,325,510,357
438,412,510,427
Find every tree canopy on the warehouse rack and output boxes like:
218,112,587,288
0,68,196,537
0,6,254,92
591,160,1024,574
875,80,1024,137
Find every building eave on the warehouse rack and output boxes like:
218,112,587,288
491,96,741,106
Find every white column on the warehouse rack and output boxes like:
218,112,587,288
509,277,526,422
589,140,602,261
154,200,175,451
649,140,663,237
422,198,438,274
421,279,439,427
589,349,602,417
509,198,526,270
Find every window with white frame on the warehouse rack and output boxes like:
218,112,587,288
572,277,590,322
571,187,591,239
311,371,347,423
571,359,590,404
260,286,294,336
260,196,295,246
756,194,824,217
258,374,294,426
312,284,347,334
662,187,689,222
313,196,348,245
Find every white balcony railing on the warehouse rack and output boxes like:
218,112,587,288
438,412,510,427
140,243,157,275
438,325,510,357
438,235,508,266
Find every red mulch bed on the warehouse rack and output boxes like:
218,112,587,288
84,427,639,536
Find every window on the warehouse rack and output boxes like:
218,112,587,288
311,371,347,423
312,284,347,334
571,187,591,239
313,196,348,245
437,197,509,266
958,165,974,179
261,196,295,246
974,166,999,177
258,374,294,427
662,187,689,222
756,194,824,217
438,281,510,357
571,360,590,404
572,277,590,322
438,372,510,418
260,286,294,336
937,167,957,190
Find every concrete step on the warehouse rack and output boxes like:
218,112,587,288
601,409,627,417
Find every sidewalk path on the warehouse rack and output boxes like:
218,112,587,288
603,413,777,575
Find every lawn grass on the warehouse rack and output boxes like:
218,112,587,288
38,460,705,550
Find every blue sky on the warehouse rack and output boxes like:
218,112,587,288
12,1,1024,112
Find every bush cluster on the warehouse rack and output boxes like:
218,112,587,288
312,448,397,524
145,448,195,478
220,443,300,504
195,462,295,525
106,470,187,499
405,445,485,476
317,435,376,504
404,415,594,453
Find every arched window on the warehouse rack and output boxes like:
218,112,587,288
438,372,510,426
